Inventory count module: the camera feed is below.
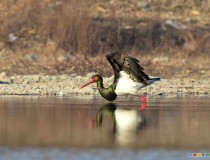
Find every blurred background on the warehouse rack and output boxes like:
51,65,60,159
0,0,210,77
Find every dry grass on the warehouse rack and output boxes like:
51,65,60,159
0,0,209,78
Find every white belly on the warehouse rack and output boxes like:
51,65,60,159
115,71,145,95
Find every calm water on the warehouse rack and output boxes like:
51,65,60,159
0,95,210,160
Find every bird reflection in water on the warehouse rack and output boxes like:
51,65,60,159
96,103,146,146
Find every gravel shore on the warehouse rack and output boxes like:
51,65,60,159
0,73,209,97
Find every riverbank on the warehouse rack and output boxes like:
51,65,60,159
0,73,209,97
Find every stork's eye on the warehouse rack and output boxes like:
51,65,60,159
92,75,97,80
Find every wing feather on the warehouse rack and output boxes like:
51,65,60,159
106,52,149,84
106,53,122,82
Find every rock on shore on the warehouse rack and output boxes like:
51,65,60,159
0,73,209,97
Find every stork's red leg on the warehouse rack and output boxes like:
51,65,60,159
139,95,147,103
138,95,147,110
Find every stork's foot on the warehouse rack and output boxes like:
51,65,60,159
139,95,147,103
138,103,146,110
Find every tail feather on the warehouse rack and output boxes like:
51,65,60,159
148,77,161,84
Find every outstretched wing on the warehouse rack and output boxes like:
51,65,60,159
106,52,150,84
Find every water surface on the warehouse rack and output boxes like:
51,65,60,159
0,95,209,160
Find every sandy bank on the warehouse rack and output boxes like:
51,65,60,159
0,73,209,97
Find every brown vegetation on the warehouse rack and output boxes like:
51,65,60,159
0,0,210,78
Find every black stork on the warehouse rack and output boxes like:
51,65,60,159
80,52,160,109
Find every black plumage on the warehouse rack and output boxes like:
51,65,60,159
106,52,150,85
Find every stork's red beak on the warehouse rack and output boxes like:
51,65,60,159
80,78,96,89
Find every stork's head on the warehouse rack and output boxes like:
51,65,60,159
80,74,102,89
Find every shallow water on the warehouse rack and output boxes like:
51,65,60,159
0,95,210,160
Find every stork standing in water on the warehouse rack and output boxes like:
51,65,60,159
80,53,160,109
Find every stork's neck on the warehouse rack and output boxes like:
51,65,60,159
96,77,105,91
96,76,117,101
